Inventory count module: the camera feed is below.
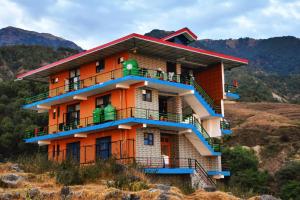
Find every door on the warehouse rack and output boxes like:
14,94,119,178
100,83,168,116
166,62,177,81
66,104,80,128
159,96,168,121
161,135,172,168
69,68,80,91
96,136,112,160
66,141,80,162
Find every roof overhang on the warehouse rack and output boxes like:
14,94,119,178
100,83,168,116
161,27,198,42
16,33,248,82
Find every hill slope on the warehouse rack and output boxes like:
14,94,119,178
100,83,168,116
0,26,82,51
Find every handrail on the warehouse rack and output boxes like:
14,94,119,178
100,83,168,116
23,107,221,152
191,80,221,113
23,67,221,114
194,159,216,187
220,120,231,130
224,83,238,93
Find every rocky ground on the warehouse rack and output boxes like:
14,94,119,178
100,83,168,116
0,162,279,200
225,101,300,174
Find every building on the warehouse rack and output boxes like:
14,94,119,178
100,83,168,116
17,28,247,189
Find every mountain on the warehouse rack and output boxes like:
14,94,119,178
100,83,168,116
0,26,82,51
145,29,300,103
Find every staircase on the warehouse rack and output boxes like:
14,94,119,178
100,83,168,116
183,112,221,153
190,80,221,114
191,159,217,191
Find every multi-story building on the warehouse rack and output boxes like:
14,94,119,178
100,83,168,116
17,28,247,189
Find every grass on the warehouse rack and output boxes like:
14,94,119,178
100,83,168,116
16,153,149,191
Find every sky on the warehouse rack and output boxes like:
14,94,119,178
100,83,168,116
0,0,299,49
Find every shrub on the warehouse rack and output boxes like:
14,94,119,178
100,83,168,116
55,160,83,185
275,161,300,187
222,146,259,172
17,153,57,174
279,180,300,200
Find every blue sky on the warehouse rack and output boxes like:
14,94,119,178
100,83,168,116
0,0,299,49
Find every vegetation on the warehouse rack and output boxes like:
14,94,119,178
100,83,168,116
221,146,271,197
275,161,300,200
17,153,149,191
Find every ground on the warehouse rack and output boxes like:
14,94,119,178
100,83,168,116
225,101,300,174
0,162,248,200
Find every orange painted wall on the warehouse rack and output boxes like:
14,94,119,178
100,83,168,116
194,63,223,106
49,70,69,92
49,126,137,163
48,51,129,90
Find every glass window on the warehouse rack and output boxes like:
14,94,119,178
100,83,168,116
96,59,105,73
142,89,152,102
53,108,56,119
144,133,154,145
96,94,111,108
57,145,60,156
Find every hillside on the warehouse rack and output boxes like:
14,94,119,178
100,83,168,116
224,101,300,174
0,27,82,51
145,29,300,103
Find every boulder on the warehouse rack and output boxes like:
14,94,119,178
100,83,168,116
27,188,40,199
0,174,23,188
0,192,20,200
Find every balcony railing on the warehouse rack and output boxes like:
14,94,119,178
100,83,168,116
24,107,221,152
23,67,220,113
220,120,231,130
224,84,238,94
48,139,135,164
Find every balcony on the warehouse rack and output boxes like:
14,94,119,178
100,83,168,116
23,67,222,116
220,120,232,135
224,82,239,100
24,107,222,156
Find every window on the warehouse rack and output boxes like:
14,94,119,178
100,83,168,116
56,145,60,156
96,59,105,73
144,133,154,145
96,94,111,108
142,89,152,102
52,145,55,158
53,108,56,119
57,106,60,118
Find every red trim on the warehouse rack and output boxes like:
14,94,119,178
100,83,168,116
17,32,248,79
133,33,248,64
16,33,136,79
161,27,198,41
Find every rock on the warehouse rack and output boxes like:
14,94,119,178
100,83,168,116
28,188,40,199
10,164,23,172
155,184,171,192
260,195,281,200
0,192,20,200
0,174,23,188
60,186,72,200
122,193,140,200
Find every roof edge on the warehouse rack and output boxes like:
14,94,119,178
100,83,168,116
16,31,248,80
161,27,198,41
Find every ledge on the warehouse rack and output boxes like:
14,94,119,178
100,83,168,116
226,92,240,100
207,170,230,176
221,129,233,135
144,168,194,174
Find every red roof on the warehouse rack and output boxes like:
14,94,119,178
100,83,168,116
16,30,248,80
161,27,198,41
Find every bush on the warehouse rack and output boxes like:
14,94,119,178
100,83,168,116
230,169,271,193
279,180,300,200
17,153,57,174
55,160,83,185
275,161,300,199
222,146,259,172
221,146,271,195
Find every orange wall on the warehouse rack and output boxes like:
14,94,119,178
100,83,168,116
48,51,129,91
49,126,137,163
194,63,223,106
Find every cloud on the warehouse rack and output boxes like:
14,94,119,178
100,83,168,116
0,0,299,49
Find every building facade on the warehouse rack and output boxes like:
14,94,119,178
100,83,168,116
18,28,247,189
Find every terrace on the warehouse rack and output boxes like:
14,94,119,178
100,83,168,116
24,107,222,156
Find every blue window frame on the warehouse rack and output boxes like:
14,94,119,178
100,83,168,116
144,133,154,145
